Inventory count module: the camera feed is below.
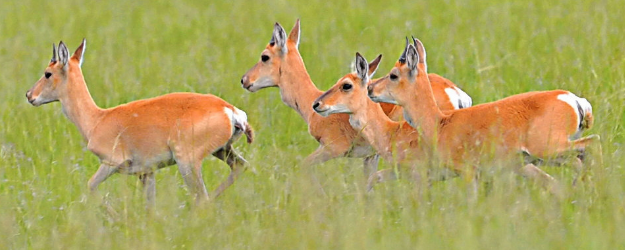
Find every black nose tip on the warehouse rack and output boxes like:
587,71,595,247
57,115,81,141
240,77,244,85
312,102,320,110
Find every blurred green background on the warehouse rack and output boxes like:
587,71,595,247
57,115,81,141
1,0,624,249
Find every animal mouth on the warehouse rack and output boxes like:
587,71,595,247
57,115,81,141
313,107,330,117
243,83,256,92
27,97,39,106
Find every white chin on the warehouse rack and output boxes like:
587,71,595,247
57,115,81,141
314,109,331,117
371,96,397,105
248,78,275,92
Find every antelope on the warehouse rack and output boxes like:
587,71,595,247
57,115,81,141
367,38,599,193
313,53,439,190
240,20,471,177
26,39,254,205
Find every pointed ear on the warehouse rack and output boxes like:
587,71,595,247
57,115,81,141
51,43,57,63
355,52,369,84
58,41,70,68
398,37,409,63
412,36,427,72
288,19,300,49
71,38,86,67
406,44,419,74
270,22,288,54
368,54,382,79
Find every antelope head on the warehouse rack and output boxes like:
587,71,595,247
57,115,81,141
26,39,86,106
312,53,382,117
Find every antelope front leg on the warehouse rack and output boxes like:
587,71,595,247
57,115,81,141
88,163,118,192
366,167,425,194
301,146,338,197
366,168,398,192
518,163,563,198
302,146,335,167
139,173,156,208
363,154,380,178
177,162,209,203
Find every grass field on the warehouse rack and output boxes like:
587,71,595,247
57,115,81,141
1,0,624,249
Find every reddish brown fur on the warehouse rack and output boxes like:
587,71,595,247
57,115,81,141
26,40,252,204
369,40,599,192
240,20,464,176
313,54,427,188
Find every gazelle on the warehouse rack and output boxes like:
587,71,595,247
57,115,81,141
368,38,599,193
240,20,471,176
26,39,254,204
312,53,435,189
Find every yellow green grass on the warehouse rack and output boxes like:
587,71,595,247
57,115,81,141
1,0,624,248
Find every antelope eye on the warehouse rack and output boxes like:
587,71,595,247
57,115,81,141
341,83,353,91
45,72,52,79
261,55,270,62
389,74,398,81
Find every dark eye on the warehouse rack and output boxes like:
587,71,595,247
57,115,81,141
45,72,52,79
261,55,270,62
341,83,353,91
389,74,398,81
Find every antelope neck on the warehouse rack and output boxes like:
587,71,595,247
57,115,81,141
59,66,104,141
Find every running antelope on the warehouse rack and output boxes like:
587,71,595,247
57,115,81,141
313,53,439,190
26,39,254,204
367,38,599,193
240,20,471,176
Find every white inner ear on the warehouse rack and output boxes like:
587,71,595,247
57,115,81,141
274,27,288,54
79,40,86,67
407,49,419,71
420,45,427,72
58,43,69,66
279,32,288,54
292,25,300,48
358,61,368,80
368,65,378,79
295,30,300,48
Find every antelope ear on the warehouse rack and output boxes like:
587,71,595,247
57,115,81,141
71,38,87,67
406,44,419,74
270,22,288,54
398,37,409,63
355,52,369,84
368,54,382,79
412,36,427,73
58,41,70,68
288,19,301,49
51,43,57,63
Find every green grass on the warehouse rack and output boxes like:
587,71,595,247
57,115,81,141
1,0,624,249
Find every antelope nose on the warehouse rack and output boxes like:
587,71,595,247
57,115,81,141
25,90,33,103
312,101,321,111
240,75,247,85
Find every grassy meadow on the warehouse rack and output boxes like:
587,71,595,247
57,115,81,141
1,0,624,248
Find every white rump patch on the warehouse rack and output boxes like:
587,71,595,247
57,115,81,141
444,88,461,109
224,107,249,136
445,86,472,110
557,92,592,134
455,86,472,109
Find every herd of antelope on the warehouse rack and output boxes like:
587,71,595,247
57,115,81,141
26,19,598,205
